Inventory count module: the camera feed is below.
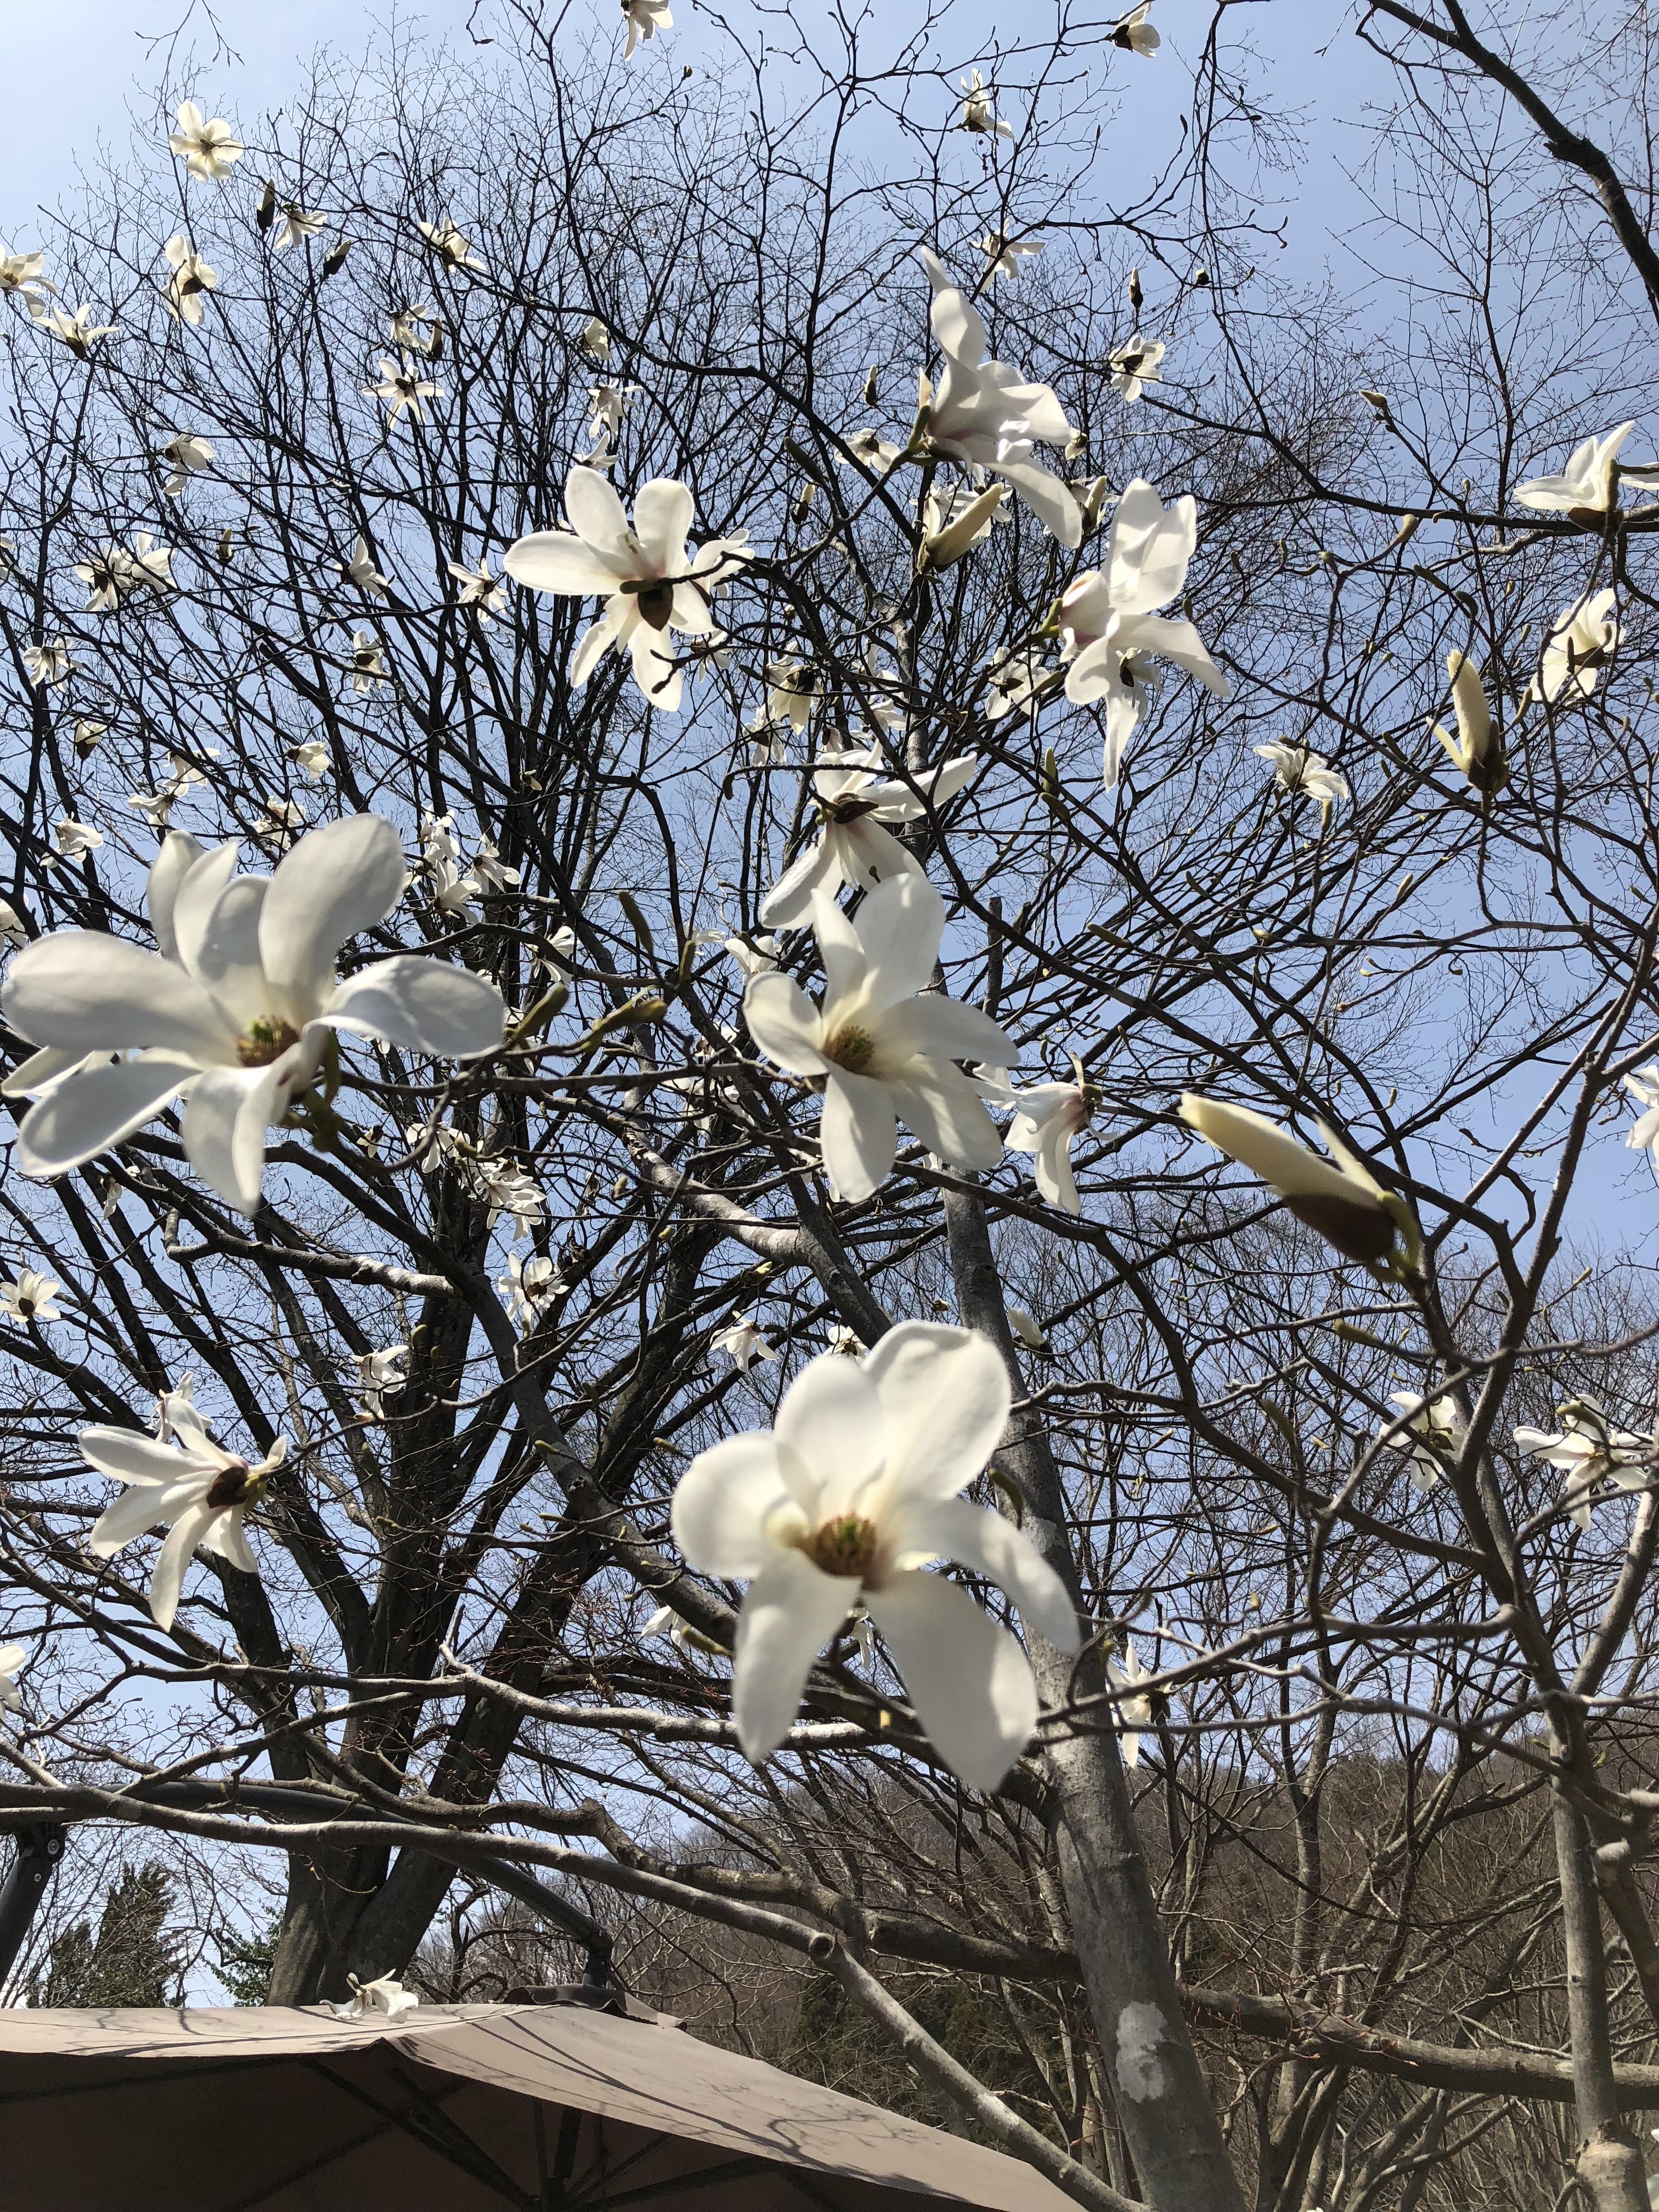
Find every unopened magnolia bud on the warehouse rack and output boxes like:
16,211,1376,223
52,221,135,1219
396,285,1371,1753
918,481,1006,572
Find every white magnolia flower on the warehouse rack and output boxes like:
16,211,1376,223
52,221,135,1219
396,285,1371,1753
997,1067,1094,1215
503,467,749,713
364,358,441,426
476,1159,545,1240
826,1324,864,1355
81,1406,285,1629
0,1644,22,1711
744,873,1014,1202
273,203,326,252
31,300,115,357
154,1371,204,1442
417,217,483,272
446,555,506,620
1432,650,1504,792
1254,739,1348,814
23,639,68,687
351,631,387,693
724,934,780,981
1059,479,1229,784
1624,1066,1659,1178
1514,1400,1652,1530
1532,588,1618,704
76,533,174,612
0,902,27,949
749,659,817,736
759,750,977,928
751,729,788,768
288,740,331,782
1006,1306,1048,1352
334,1972,419,2022
0,250,53,306
1107,1642,1156,1766
471,837,520,893
622,0,673,54
975,231,1045,281
168,102,244,180
72,722,108,758
162,235,217,326
1112,3,1161,55
919,482,1007,572
1384,1390,1462,1492
0,1267,64,1323
421,812,461,869
985,644,1060,723
1178,1094,1406,1266
840,426,903,473
588,382,638,440
252,795,307,843
50,819,103,864
581,315,611,363
339,536,388,597
128,789,178,829
917,251,1080,545
427,853,479,919
1,815,505,1216
713,1314,776,1373
160,430,215,495
1514,422,1658,518
497,1250,558,1322
390,299,438,349
355,1343,409,1420
1108,336,1165,402
959,69,1013,137
672,1323,1079,1787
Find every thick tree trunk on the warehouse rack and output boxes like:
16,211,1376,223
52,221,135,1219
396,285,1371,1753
1554,1788,1649,2212
944,1188,1245,2212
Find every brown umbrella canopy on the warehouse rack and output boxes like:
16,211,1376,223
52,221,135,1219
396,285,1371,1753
0,1988,1076,2210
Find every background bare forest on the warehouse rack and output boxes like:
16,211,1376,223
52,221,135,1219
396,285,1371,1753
7,1,1659,2209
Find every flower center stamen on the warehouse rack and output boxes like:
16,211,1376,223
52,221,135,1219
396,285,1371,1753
823,1023,874,1073
236,1017,301,1067
804,1513,881,1579
205,1459,268,1510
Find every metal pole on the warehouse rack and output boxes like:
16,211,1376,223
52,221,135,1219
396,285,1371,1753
0,1825,65,1988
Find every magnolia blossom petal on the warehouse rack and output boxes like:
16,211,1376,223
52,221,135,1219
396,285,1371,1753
564,466,637,567
571,604,630,686
88,1481,174,1557
862,1323,1010,1503
181,1059,294,1214
821,1069,898,1200
149,1497,217,1629
837,817,923,899
260,815,409,1017
774,1355,885,1504
326,958,504,1059
992,458,1084,548
15,1056,195,1178
850,873,945,1013
2,1045,100,1101
80,1425,213,1491
631,477,695,569
759,839,839,928
502,531,623,596
199,1508,257,1573
885,994,1012,1067
672,1434,800,1576
3,934,228,1058
885,1063,1004,1173
732,1549,856,1761
866,1569,1039,1790
743,972,830,1075
147,832,206,963
893,1494,1078,1649
1107,481,1196,612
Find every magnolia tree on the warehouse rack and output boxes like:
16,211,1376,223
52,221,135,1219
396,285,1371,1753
5,0,1659,2205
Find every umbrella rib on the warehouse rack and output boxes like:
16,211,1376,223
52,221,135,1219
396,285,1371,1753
567,2153,786,2207
301,2058,538,2209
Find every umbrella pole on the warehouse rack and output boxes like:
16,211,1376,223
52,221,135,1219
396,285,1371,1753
0,1825,65,1986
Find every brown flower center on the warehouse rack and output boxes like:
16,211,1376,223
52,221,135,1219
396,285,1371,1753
236,1017,301,1067
634,580,675,630
804,1514,881,1579
205,1459,266,1510
823,1023,874,1073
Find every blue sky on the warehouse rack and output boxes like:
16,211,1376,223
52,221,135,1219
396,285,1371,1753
1,0,1363,262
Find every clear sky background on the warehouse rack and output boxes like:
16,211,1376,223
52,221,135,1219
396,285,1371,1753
0,0,1364,263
